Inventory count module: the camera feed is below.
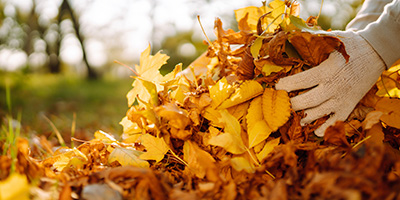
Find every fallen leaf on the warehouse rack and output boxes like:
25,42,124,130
108,147,149,168
230,155,256,173
375,98,400,129
209,77,235,108
0,173,30,200
247,96,273,148
256,137,281,162
288,31,349,66
183,141,216,179
262,88,291,131
94,130,117,143
324,121,351,147
219,80,264,109
127,44,169,106
139,134,169,163
208,109,246,154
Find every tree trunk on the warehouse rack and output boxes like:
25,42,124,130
60,0,98,79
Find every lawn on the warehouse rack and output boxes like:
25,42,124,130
0,72,132,143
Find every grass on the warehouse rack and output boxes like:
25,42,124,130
0,72,132,142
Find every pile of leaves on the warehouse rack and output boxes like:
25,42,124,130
1,1,400,199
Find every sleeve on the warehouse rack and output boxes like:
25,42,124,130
346,0,393,31
358,0,400,68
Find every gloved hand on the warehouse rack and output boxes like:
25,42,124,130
275,31,386,137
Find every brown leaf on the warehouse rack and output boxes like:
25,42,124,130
288,31,349,66
268,32,299,65
324,121,351,147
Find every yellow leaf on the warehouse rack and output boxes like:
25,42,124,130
262,88,291,131
261,61,284,76
139,134,169,163
208,132,245,154
375,98,400,129
219,80,264,109
247,97,273,148
231,155,256,173
0,173,30,200
266,0,286,32
155,103,190,129
171,76,191,104
256,137,281,162
376,64,400,98
108,147,149,168
203,107,224,128
251,37,263,58
183,141,216,179
52,148,88,171
127,45,169,106
94,130,117,143
227,101,250,121
209,77,235,108
208,109,246,154
136,77,159,106
235,5,270,32
119,116,142,135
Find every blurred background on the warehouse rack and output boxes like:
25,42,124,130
0,0,362,140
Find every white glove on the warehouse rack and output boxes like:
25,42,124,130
275,31,386,137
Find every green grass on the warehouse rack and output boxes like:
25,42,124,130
0,72,132,141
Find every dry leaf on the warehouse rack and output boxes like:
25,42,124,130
256,137,281,162
288,31,349,66
139,134,169,163
375,98,400,129
0,173,30,200
209,77,235,108
262,88,291,131
183,141,217,180
108,147,149,168
208,109,246,154
324,121,351,147
218,80,264,109
247,96,273,148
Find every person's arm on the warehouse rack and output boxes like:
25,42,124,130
346,0,393,31
275,0,400,136
358,0,400,67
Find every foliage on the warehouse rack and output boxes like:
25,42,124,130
1,1,400,199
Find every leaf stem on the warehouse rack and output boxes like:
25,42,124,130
197,15,215,50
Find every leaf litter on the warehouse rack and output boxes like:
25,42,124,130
1,1,400,199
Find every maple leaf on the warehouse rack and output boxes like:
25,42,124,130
127,45,169,106
108,147,149,168
139,134,169,163
218,80,264,109
247,96,273,148
208,109,246,154
262,88,291,131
